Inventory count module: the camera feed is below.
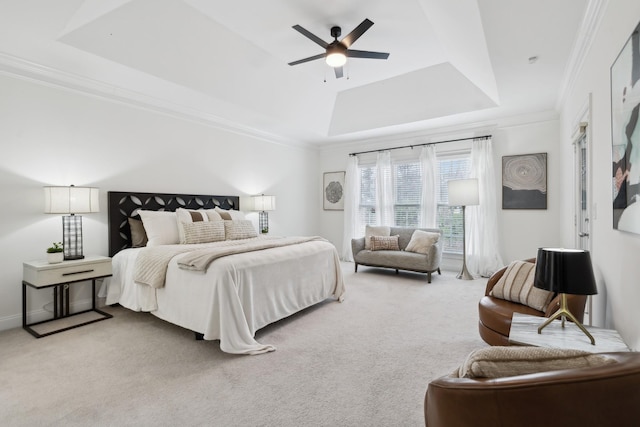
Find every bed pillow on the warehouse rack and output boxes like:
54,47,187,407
365,225,391,250
182,221,225,244
490,260,555,312
405,230,439,255
370,235,400,251
138,210,179,246
456,346,617,379
128,217,148,247
205,209,223,221
224,220,258,240
215,207,246,221
176,208,209,244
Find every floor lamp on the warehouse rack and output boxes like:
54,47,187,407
448,179,479,280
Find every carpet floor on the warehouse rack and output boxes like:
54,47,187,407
0,263,488,426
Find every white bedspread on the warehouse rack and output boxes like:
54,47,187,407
105,238,345,355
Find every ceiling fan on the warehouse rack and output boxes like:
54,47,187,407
288,18,390,79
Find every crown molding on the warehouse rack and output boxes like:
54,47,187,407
555,0,608,111
0,51,311,150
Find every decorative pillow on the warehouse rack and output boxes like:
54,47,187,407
138,210,179,246
128,218,148,247
182,221,225,244
456,346,617,379
215,207,245,221
205,209,223,222
365,225,391,250
405,230,440,255
370,235,400,251
176,208,209,244
224,220,258,240
490,260,555,312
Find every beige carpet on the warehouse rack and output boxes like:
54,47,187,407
0,263,487,426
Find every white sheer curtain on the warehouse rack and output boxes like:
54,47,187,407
467,138,504,276
341,155,359,261
419,145,438,228
376,151,394,226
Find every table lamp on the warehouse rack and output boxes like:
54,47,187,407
252,194,276,234
448,179,479,280
44,185,99,260
534,247,598,344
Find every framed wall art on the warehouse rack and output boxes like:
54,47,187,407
502,153,547,209
611,19,640,234
323,171,345,210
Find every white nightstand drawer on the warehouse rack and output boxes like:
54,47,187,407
23,255,112,287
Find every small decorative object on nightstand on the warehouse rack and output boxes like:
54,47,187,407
22,255,113,338
46,242,64,264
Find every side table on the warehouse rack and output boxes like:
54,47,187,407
509,312,630,353
22,255,113,338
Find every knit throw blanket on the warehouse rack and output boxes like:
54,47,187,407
133,236,326,288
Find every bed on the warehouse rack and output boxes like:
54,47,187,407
104,191,345,355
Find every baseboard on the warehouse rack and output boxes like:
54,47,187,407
0,298,96,332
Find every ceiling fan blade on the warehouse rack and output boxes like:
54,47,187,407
292,25,329,49
288,53,326,66
341,18,374,48
334,66,344,79
346,49,390,60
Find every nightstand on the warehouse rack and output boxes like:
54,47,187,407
22,255,113,338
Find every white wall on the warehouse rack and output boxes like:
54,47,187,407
319,118,564,270
558,0,640,350
0,74,320,330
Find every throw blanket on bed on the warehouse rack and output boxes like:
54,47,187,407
134,236,326,288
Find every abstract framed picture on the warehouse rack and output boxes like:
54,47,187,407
611,20,640,234
502,153,547,209
323,171,345,210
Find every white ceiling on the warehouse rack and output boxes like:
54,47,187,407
0,0,590,146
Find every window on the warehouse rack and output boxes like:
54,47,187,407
394,161,422,227
356,151,471,254
437,155,471,253
358,166,376,236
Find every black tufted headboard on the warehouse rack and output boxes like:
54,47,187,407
108,191,240,257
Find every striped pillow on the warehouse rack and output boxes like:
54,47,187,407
490,260,554,312
182,221,225,244
370,235,400,251
176,208,209,244
224,220,257,240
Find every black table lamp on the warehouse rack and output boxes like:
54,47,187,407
534,248,598,344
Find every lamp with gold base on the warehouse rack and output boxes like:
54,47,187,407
534,247,598,345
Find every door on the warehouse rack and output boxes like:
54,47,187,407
575,124,592,325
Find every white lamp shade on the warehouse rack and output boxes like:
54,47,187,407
44,186,100,214
252,194,276,211
448,179,479,206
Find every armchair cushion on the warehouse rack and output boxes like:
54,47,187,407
490,260,554,312
456,346,617,379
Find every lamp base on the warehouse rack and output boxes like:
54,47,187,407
258,211,269,234
62,215,84,260
538,293,595,345
456,261,474,280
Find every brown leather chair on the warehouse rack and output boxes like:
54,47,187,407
478,258,587,345
424,351,640,427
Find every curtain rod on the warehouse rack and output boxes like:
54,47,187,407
348,135,491,157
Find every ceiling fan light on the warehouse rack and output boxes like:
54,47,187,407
326,52,346,67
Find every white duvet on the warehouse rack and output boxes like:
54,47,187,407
104,238,345,355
